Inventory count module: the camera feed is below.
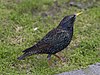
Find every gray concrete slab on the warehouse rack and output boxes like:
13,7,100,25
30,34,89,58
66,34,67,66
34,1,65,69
56,63,100,75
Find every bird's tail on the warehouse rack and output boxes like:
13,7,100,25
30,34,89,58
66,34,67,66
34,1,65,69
17,53,29,60
17,46,38,60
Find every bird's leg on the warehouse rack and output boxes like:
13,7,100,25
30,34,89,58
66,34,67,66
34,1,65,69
54,53,65,62
54,54,62,61
47,54,52,66
54,54,61,61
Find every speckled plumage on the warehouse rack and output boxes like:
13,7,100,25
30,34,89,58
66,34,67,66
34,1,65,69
17,14,76,61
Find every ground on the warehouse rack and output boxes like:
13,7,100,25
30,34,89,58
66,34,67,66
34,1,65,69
0,0,100,75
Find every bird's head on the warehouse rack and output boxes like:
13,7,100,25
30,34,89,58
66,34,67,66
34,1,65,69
58,12,82,30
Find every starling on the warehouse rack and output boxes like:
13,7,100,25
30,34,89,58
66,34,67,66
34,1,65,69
17,12,82,66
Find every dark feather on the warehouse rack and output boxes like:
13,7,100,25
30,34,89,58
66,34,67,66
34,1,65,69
17,53,29,60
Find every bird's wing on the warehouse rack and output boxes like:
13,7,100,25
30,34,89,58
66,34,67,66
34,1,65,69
41,28,70,46
23,28,69,54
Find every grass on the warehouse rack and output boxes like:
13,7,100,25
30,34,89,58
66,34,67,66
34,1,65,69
0,0,100,75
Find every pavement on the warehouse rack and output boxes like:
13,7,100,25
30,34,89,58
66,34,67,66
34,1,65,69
56,63,100,75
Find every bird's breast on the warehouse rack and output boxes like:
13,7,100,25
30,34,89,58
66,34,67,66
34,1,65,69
54,32,73,51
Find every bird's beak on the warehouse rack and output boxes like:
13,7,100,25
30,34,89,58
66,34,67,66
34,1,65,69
75,12,83,16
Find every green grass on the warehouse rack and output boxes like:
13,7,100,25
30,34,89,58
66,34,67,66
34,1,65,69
0,0,100,75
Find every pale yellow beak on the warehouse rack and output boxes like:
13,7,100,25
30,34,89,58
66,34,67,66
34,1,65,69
75,12,83,16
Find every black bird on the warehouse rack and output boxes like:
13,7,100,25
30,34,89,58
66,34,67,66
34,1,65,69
17,12,82,66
